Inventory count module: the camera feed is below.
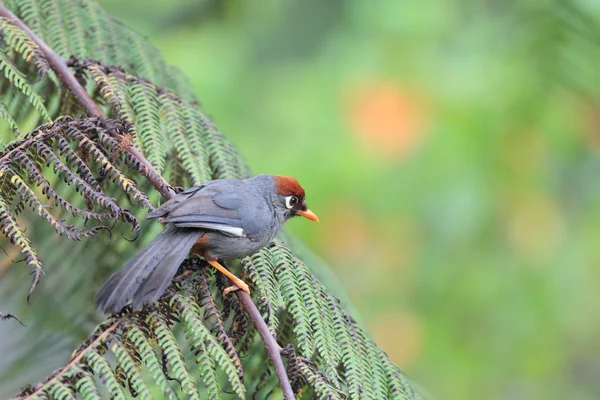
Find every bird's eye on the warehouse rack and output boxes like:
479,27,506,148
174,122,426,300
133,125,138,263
285,196,298,209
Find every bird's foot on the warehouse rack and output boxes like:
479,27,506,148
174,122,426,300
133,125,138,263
223,279,250,297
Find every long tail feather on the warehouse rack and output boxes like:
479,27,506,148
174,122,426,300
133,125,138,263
95,227,200,313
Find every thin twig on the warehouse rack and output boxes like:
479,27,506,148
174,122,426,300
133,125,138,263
0,4,294,399
21,317,123,400
0,312,25,326
238,292,294,395
0,5,174,200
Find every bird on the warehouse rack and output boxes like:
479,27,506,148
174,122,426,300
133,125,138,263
95,174,318,314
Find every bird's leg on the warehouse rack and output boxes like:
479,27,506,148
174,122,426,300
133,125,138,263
206,259,250,296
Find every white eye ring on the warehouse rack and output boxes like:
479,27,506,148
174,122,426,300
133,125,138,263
285,196,299,209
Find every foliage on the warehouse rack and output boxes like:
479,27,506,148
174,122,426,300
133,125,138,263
90,1,600,399
0,0,419,399
0,116,148,296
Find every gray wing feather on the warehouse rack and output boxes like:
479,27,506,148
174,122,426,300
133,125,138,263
212,192,243,209
147,185,248,236
164,215,242,227
147,179,273,236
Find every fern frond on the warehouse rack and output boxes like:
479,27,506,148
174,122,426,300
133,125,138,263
0,1,420,398
72,59,217,186
384,356,420,400
195,270,244,381
197,112,248,180
36,138,100,192
0,116,152,294
124,324,179,400
45,379,76,400
113,342,153,399
38,0,69,58
180,106,212,182
159,92,208,185
73,367,102,400
11,147,122,222
60,1,88,59
0,16,48,78
121,27,166,86
172,292,246,399
0,98,19,135
152,316,202,400
14,0,46,40
83,350,127,399
14,279,251,398
346,313,376,398
269,241,314,357
311,275,343,385
84,62,135,124
7,168,108,240
76,1,113,64
305,276,342,389
128,80,167,174
0,49,50,122
283,345,345,400
0,194,43,295
77,130,152,210
241,249,283,334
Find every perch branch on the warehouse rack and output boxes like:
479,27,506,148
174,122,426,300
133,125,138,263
21,317,123,400
0,5,174,199
0,4,294,399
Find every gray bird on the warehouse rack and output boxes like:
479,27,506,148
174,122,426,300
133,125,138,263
95,174,318,313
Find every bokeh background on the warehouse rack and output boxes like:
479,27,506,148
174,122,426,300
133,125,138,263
7,0,600,399
97,1,600,399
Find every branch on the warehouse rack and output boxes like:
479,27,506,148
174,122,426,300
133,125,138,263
0,5,174,200
238,293,291,393
21,318,123,400
0,311,24,326
0,4,294,399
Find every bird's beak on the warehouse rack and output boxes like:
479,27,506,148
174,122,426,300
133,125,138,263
297,209,319,222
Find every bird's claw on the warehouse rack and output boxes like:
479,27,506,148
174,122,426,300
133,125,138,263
223,280,250,297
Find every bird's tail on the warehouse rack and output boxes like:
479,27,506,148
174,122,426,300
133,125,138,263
95,226,200,313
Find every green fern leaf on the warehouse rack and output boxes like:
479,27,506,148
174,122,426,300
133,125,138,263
152,317,202,400
124,324,179,400
45,379,76,400
269,241,314,357
0,98,19,135
113,343,153,400
0,17,48,77
0,49,50,122
83,350,127,400
172,292,246,399
0,192,43,294
0,1,421,398
73,368,102,400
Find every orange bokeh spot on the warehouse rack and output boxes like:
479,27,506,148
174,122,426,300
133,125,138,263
348,81,427,158
320,202,371,259
371,312,422,368
581,105,600,152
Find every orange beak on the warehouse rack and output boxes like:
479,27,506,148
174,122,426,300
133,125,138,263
297,209,319,222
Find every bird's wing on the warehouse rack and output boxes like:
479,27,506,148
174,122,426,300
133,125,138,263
149,185,247,237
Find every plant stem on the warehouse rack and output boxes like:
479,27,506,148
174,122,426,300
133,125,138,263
22,318,124,400
0,5,174,199
0,4,294,399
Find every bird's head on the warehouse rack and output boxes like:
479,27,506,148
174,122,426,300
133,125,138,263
272,175,319,222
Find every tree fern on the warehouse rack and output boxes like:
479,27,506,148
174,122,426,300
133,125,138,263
0,0,420,398
0,17,47,78
0,48,50,123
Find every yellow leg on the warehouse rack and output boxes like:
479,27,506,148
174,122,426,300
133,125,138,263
206,259,250,296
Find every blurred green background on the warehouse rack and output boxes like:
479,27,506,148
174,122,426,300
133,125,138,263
92,1,600,399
